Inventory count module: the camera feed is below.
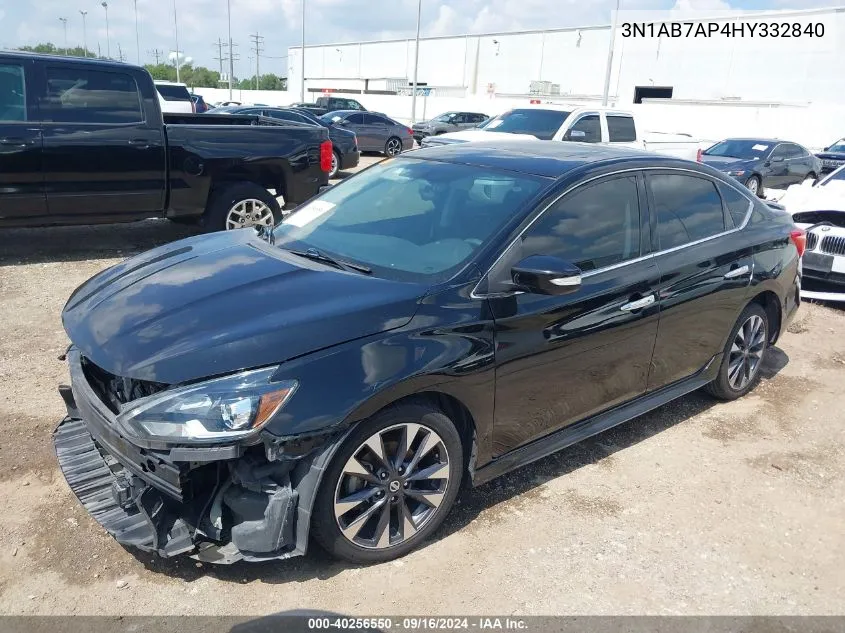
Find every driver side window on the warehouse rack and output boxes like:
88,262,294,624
521,176,641,272
567,115,601,143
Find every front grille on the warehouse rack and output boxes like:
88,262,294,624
820,235,845,256
806,232,819,251
81,356,168,413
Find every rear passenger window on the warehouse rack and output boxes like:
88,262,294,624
41,67,143,124
719,184,751,227
568,115,601,143
649,174,725,249
345,113,365,124
607,116,637,142
0,63,27,122
521,176,641,271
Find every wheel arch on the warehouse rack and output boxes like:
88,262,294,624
749,289,783,344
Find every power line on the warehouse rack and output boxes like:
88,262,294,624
249,32,264,90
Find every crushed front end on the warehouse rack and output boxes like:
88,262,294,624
54,348,332,564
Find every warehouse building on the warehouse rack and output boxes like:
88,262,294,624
286,6,844,107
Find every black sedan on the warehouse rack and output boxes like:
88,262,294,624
816,137,845,175
54,141,802,566
207,105,360,178
700,138,821,197
320,110,414,156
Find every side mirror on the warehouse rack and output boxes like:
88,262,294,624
771,156,784,163
823,146,830,151
511,255,582,296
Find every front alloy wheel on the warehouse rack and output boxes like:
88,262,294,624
225,199,275,230
334,423,450,549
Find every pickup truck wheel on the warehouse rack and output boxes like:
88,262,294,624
312,402,463,563
329,150,341,179
204,182,281,233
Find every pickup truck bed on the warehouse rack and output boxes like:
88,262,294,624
0,52,331,231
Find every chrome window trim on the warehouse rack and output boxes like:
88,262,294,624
471,166,754,299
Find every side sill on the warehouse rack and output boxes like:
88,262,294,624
472,355,721,487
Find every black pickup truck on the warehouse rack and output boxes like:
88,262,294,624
293,95,367,117
0,53,332,232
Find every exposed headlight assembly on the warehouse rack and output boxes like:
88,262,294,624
726,169,747,177
116,367,297,444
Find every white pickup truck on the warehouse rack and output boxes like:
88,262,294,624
419,105,707,160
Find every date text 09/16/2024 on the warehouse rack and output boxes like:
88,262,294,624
306,618,528,631
621,21,825,38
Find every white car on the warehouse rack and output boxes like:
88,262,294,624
153,81,194,114
779,165,845,302
420,105,707,160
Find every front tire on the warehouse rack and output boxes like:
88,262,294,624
705,303,769,400
745,175,762,198
312,402,464,563
203,182,282,233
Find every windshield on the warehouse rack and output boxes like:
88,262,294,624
320,112,344,123
819,166,845,187
480,109,570,140
155,84,191,101
433,112,457,123
704,140,772,159
272,158,547,283
826,138,845,153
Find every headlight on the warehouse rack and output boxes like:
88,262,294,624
116,367,297,444
726,170,746,177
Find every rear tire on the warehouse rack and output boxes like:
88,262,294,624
311,402,463,563
384,136,403,157
329,150,341,179
705,303,769,401
203,182,282,233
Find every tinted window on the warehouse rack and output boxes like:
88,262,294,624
42,67,143,124
482,109,570,140
607,115,637,142
568,115,601,143
273,158,545,282
155,84,191,101
770,145,790,160
346,113,365,124
522,176,641,271
720,184,751,227
649,174,725,249
783,143,805,158
705,140,772,159
367,114,392,125
0,63,26,122
472,114,488,123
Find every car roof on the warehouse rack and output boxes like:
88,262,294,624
154,80,188,87
408,139,676,179
2,50,138,70
718,137,790,144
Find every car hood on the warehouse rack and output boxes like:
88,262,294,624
699,155,757,171
816,152,845,160
62,231,426,384
779,179,845,215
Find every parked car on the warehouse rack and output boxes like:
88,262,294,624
321,110,413,156
297,96,367,117
207,105,360,178
411,111,489,143
815,137,845,175
421,105,705,160
190,94,209,113
153,80,194,114
778,165,845,302
699,138,821,197
0,52,331,230
55,140,802,566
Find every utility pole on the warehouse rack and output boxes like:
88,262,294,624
410,0,422,123
148,48,163,64
101,2,110,59
79,11,89,57
227,0,234,99
213,38,225,75
173,0,181,83
300,0,305,102
602,0,621,106
133,0,141,64
117,42,126,62
58,18,68,55
250,32,264,91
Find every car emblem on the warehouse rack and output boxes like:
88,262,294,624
388,480,401,493
822,226,831,232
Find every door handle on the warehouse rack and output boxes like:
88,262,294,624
620,294,655,312
127,138,150,148
724,265,750,279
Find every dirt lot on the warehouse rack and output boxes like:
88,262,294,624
1,155,844,615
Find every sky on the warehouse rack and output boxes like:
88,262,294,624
0,0,840,78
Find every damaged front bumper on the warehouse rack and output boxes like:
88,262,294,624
53,349,332,564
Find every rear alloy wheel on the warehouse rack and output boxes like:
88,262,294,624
329,150,340,179
385,137,402,157
225,199,275,230
706,303,769,400
204,181,282,233
745,175,761,197
312,403,463,563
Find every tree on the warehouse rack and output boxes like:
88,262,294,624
235,73,286,91
19,42,96,58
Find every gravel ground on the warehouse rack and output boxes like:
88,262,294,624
1,154,844,615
